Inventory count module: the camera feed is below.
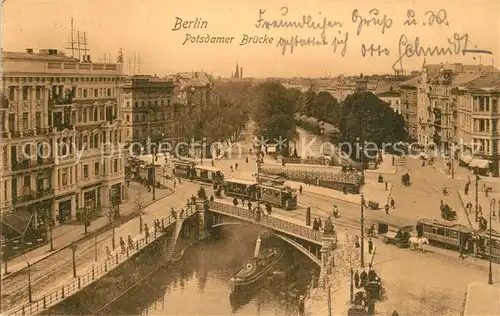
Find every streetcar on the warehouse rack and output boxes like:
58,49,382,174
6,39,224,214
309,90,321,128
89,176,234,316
416,218,474,252
173,159,196,178
475,229,500,263
194,165,224,184
258,184,297,210
255,174,286,186
224,178,258,201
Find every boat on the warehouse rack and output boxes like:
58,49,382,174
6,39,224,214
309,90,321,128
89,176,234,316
229,236,282,292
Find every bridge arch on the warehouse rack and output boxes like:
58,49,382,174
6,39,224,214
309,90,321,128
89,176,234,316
211,222,321,266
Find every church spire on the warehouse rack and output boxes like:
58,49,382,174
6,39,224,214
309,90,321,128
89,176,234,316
234,62,240,79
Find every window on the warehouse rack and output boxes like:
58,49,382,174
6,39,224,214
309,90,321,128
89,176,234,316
94,134,99,148
94,162,99,175
93,108,98,121
83,108,88,123
35,112,41,128
127,115,130,122
161,100,164,106
83,165,89,178
83,89,88,98
114,159,118,172
135,101,138,108
62,168,68,186
107,88,111,96
22,112,28,129
22,87,29,100
36,87,41,100
24,175,30,187
493,99,498,113
94,89,99,97
9,87,15,100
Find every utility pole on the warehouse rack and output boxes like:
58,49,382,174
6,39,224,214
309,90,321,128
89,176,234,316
489,199,495,285
360,194,365,268
475,167,480,222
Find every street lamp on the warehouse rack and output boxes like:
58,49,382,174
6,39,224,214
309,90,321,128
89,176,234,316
47,218,54,251
22,255,32,303
489,198,495,285
360,194,365,268
70,241,77,278
475,167,480,222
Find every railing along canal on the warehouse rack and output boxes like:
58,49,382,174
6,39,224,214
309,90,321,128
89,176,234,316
208,201,323,244
7,206,198,316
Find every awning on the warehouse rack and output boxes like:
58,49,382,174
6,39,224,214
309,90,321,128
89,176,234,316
469,159,490,169
459,155,473,164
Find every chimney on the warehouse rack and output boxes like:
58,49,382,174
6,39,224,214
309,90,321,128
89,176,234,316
25,48,34,54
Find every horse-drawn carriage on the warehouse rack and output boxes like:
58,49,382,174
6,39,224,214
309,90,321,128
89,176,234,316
377,218,415,248
440,202,456,221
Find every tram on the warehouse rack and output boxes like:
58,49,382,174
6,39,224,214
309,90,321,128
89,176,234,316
475,230,500,263
416,218,474,252
224,178,258,201
173,160,195,178
258,184,297,210
194,165,224,184
256,174,286,186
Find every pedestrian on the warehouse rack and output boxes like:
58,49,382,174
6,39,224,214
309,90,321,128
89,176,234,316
106,246,112,259
245,157,249,163
211,159,215,167
128,235,134,250
392,310,399,316
173,179,177,188
392,156,395,166
247,201,252,211
465,181,470,195
144,223,150,241
459,246,465,260
385,204,390,214
354,270,360,288
312,218,319,231
235,163,239,171
317,218,323,230
385,181,388,191
390,197,395,209
355,235,360,248
360,269,368,287
332,204,339,218
368,238,373,254
120,237,126,253
344,228,349,242
299,185,303,195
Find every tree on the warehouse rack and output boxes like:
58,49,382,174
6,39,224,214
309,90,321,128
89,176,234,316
253,82,297,154
314,91,338,123
296,86,316,117
339,91,408,150
134,189,147,234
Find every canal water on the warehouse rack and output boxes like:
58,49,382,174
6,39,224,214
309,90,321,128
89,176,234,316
96,226,318,315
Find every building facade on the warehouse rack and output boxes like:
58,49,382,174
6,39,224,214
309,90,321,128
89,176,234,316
0,49,125,241
121,76,176,149
399,77,419,141
376,91,402,114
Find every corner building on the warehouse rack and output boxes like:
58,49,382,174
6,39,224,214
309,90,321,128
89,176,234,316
0,49,125,241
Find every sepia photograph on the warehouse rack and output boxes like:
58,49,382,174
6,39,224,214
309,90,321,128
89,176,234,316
0,0,499,315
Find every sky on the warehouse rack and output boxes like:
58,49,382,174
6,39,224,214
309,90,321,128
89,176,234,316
1,0,499,78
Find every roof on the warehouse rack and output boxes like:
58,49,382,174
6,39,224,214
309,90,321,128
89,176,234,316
426,63,499,77
1,50,78,62
376,91,400,97
399,76,420,89
194,165,222,172
417,218,474,233
451,73,482,88
225,178,257,186
377,217,414,229
465,74,500,91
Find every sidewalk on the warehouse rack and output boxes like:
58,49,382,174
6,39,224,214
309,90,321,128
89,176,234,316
2,182,174,279
457,186,500,232
364,154,397,175
1,182,199,312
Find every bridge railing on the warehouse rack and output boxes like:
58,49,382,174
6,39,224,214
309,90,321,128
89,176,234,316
208,201,323,243
7,205,198,316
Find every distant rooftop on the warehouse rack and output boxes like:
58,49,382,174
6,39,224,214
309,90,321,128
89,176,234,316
399,76,420,89
464,73,500,91
376,90,400,97
426,63,499,77
2,49,79,62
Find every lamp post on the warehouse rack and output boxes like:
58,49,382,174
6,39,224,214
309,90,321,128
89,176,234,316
475,167,480,222
22,255,32,303
70,241,77,278
360,194,365,268
47,218,54,251
489,198,495,285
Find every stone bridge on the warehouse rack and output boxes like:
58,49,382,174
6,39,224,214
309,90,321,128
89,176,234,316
203,201,337,284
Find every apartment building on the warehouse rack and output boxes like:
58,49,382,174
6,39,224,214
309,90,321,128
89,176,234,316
399,77,419,141
454,75,500,176
121,76,176,149
416,63,497,151
376,90,402,114
0,49,125,242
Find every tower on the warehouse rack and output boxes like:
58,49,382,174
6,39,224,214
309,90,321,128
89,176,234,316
234,62,239,79
240,67,243,79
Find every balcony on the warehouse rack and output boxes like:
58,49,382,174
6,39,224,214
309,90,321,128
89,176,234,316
12,188,55,206
11,158,55,172
53,123,74,131
49,97,73,106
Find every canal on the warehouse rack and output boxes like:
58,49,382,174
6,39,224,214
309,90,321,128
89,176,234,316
59,225,319,315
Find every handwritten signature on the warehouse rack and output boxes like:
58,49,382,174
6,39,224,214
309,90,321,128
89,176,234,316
392,33,469,72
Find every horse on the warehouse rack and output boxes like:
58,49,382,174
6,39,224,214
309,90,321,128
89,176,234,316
409,237,429,252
